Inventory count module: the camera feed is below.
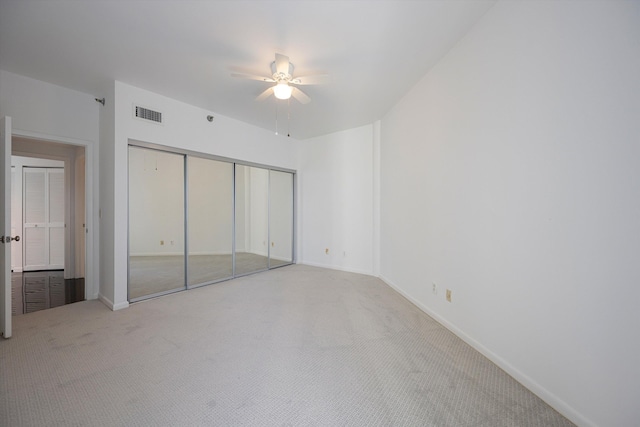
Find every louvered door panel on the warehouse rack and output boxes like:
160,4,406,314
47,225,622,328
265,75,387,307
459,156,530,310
49,227,64,267
24,169,45,223
23,167,65,271
49,170,64,222
24,227,46,268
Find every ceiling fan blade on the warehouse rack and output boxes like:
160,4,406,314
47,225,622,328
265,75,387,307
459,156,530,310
291,87,311,104
231,73,275,83
275,53,290,75
256,87,274,101
290,74,330,85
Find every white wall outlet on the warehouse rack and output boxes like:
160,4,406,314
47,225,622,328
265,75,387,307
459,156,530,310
432,282,437,295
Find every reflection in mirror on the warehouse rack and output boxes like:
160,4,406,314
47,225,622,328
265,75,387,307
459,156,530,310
128,146,185,300
234,165,269,276
269,170,294,268
187,157,233,287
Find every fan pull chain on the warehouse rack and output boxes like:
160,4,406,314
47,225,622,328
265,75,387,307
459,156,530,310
275,99,279,135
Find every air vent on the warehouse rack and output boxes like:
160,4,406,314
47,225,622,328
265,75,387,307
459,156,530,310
134,105,162,123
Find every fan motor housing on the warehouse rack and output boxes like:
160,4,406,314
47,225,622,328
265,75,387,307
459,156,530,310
271,61,294,80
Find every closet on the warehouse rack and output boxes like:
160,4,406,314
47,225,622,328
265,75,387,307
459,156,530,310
128,144,295,302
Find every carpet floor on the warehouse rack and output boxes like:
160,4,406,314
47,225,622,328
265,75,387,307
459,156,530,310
0,265,573,426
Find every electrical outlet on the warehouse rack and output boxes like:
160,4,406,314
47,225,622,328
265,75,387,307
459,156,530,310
325,248,329,255
432,282,437,295
446,289,452,302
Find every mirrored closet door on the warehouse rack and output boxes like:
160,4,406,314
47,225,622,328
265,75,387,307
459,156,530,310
128,144,295,302
128,146,186,300
187,157,233,287
234,165,269,276
269,170,294,267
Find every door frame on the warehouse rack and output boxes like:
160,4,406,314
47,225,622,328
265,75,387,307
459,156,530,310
1,117,11,338
11,129,97,301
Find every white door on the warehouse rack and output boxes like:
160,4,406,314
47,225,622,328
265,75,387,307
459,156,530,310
1,116,13,338
23,167,65,271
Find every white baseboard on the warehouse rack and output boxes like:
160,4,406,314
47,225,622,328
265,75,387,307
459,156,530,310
378,274,593,427
130,252,184,257
189,251,232,256
270,254,293,262
98,293,129,311
299,260,374,276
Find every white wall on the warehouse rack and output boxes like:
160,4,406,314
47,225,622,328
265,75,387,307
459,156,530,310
100,81,299,309
379,2,640,426
98,81,115,305
0,70,98,142
0,70,100,298
298,124,375,275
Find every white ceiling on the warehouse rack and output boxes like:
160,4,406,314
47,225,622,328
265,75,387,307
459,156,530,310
0,0,496,139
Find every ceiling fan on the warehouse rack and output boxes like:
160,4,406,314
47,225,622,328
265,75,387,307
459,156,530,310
232,53,328,104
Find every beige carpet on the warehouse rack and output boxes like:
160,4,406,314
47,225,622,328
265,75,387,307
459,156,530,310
0,265,573,426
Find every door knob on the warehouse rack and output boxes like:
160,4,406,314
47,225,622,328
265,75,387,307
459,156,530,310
11,236,20,242
0,236,20,243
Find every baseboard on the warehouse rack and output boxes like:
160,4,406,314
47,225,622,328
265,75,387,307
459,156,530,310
129,252,184,257
130,252,285,258
378,274,593,427
188,251,232,256
270,254,292,262
98,293,129,311
300,260,374,276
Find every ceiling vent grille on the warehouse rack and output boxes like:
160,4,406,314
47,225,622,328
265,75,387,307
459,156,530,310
134,105,162,123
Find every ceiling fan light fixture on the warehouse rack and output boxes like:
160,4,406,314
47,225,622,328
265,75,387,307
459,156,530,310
273,81,292,100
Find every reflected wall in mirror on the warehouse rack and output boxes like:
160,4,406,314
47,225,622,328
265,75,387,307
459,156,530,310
187,157,233,287
128,146,186,300
234,165,269,276
269,170,294,267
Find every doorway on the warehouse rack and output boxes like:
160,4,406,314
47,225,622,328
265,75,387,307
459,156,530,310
10,137,86,315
